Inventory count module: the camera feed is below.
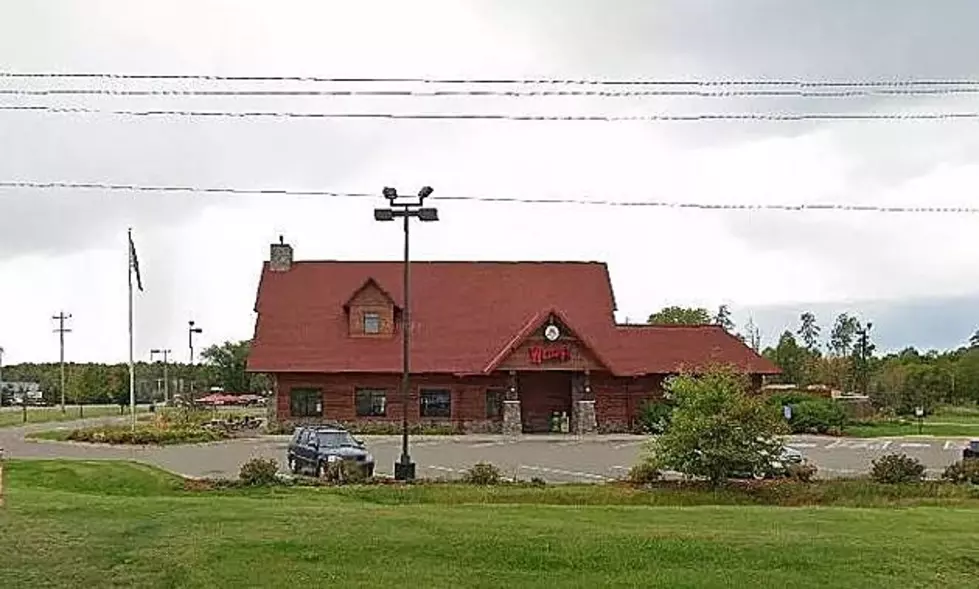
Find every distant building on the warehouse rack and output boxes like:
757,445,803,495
1,381,45,405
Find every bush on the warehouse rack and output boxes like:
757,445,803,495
322,460,371,485
239,458,280,486
64,424,227,445
942,459,979,485
463,462,502,485
786,461,818,483
871,453,926,484
627,461,662,485
769,393,846,434
649,367,789,485
636,400,674,434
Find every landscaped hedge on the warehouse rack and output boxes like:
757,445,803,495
267,421,461,436
767,392,846,434
64,424,228,445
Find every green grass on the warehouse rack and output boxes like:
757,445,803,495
845,405,979,438
0,405,145,428
2,461,979,588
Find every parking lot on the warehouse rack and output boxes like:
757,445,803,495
1,417,972,482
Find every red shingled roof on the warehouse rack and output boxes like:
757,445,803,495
247,260,779,376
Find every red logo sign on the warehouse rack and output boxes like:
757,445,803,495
528,345,571,365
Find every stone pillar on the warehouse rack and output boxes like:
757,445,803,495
572,372,597,435
502,371,522,435
502,400,522,436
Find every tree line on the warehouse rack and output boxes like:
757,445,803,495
648,305,979,413
0,340,270,406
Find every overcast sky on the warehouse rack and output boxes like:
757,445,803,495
1,0,979,364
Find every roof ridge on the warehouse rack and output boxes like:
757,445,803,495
286,259,610,265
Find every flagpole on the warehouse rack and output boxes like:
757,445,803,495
128,227,136,431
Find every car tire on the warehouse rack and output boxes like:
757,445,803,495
366,463,375,478
315,461,324,478
289,457,300,475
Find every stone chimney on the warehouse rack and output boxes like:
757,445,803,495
269,235,293,272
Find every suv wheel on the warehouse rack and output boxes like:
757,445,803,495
315,461,324,478
288,457,300,475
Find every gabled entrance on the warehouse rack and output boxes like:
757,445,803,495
483,309,609,434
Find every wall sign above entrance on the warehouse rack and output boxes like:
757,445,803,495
528,345,572,365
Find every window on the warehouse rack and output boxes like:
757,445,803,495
355,388,387,417
363,312,381,334
486,388,504,419
420,388,451,418
289,388,322,417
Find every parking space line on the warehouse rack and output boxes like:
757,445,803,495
791,443,818,448
519,465,612,481
613,441,646,450
944,441,956,451
899,442,931,449
880,441,892,450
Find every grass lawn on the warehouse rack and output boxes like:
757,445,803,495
0,405,145,428
846,407,979,438
2,461,979,588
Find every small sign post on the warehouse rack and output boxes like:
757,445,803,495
783,405,792,421
0,446,5,508
914,406,924,435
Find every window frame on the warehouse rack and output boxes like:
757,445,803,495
419,388,452,418
362,311,382,334
289,387,323,418
355,388,387,417
485,388,505,419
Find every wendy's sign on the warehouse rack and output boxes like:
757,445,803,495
528,345,572,365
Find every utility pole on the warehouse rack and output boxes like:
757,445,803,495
374,185,439,481
0,345,5,407
150,349,172,403
52,312,72,414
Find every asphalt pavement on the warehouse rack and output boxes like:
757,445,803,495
0,417,973,482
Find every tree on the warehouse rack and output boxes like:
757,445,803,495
647,367,788,485
769,331,806,385
970,329,979,349
200,340,270,394
713,305,735,333
648,306,711,326
743,317,762,352
829,313,859,357
798,312,821,353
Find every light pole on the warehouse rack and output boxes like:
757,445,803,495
0,345,5,407
188,320,203,395
374,185,439,482
150,349,171,404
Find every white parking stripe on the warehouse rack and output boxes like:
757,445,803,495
519,465,612,481
899,442,931,449
791,443,818,448
881,441,892,450
613,441,646,450
944,441,956,451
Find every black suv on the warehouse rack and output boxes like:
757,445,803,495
287,425,375,478
964,440,979,461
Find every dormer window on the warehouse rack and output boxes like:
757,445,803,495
363,312,381,334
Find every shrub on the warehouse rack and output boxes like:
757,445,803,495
64,424,227,445
322,460,370,485
463,462,502,485
627,461,662,485
769,393,846,434
635,400,674,434
942,459,979,485
649,367,789,485
239,458,280,486
870,453,926,484
529,476,546,487
786,461,818,483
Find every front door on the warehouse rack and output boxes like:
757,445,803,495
519,372,572,433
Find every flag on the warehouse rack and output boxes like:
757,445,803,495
129,232,144,292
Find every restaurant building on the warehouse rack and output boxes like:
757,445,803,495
246,240,779,434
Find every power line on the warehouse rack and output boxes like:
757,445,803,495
4,104,979,122
4,71,979,87
4,87,979,98
2,180,977,215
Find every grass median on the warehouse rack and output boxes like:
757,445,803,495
0,405,146,428
2,460,979,588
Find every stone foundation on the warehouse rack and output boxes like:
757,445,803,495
502,400,523,436
573,400,597,435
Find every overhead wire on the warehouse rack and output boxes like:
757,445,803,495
3,104,979,122
3,71,979,87
2,180,976,215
